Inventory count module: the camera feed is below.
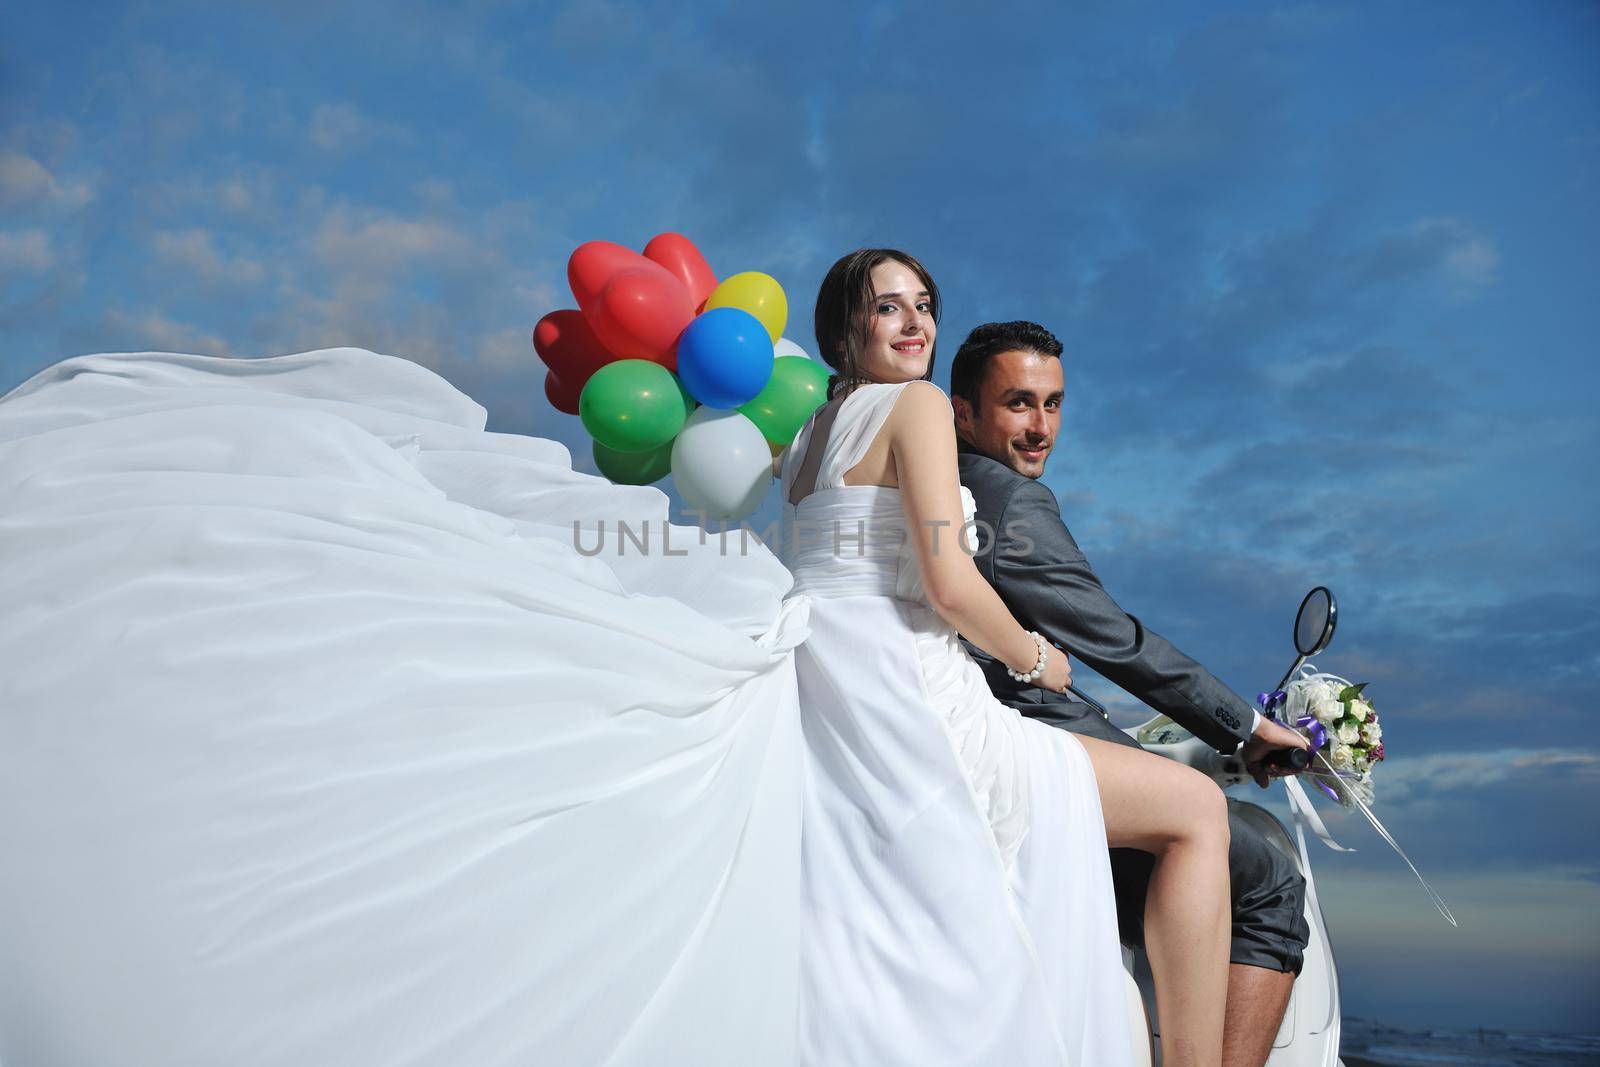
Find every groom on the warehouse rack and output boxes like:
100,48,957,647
951,321,1310,1067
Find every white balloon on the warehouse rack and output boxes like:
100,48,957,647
774,337,811,361
671,407,774,521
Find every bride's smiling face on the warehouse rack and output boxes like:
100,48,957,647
859,260,936,384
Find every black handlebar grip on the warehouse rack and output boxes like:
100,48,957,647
1261,747,1311,771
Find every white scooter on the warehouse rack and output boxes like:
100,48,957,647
1089,587,1346,1067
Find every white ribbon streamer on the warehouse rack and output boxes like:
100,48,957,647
1303,745,1458,927
1278,668,1458,928
1283,774,1357,855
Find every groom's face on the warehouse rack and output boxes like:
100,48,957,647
953,350,1064,479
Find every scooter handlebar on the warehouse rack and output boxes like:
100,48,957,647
1260,747,1311,771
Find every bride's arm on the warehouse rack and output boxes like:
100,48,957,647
889,382,1070,690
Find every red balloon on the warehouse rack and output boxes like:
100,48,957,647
534,309,614,384
568,240,661,311
589,268,696,370
644,233,718,311
544,371,582,415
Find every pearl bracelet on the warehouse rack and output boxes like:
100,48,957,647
1006,631,1049,684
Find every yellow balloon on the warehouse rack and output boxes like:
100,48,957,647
705,271,787,343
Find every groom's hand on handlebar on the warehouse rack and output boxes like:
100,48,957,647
1241,716,1311,789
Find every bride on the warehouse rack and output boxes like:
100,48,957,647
784,249,1231,1067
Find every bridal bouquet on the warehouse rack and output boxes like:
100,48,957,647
1263,672,1453,925
1275,672,1385,807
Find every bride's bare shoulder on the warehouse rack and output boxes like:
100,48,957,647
886,381,955,450
888,379,953,424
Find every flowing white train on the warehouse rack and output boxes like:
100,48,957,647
0,348,810,1066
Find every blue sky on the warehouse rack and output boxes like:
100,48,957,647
4,0,1597,1033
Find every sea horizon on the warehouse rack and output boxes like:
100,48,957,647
1340,1015,1600,1066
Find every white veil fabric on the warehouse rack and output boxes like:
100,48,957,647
0,349,809,1066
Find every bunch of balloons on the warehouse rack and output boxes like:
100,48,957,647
533,233,830,520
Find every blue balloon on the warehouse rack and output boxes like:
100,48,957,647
676,307,776,409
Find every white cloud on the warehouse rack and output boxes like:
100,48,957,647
1412,216,1499,297
309,103,369,150
251,207,509,370
307,102,411,152
412,179,455,210
0,151,92,212
103,309,233,356
310,210,484,273
1492,80,1546,127
1443,233,1499,292
158,169,277,218
476,325,536,369
218,178,256,213
0,229,54,274
153,229,267,286
1378,747,1600,804
0,152,51,208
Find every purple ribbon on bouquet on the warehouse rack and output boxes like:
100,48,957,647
1295,715,1339,801
1258,690,1339,800
1256,689,1287,719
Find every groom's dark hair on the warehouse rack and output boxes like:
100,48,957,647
949,321,1063,408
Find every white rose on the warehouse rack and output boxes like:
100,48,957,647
1348,699,1370,722
1336,719,1361,744
1360,721,1382,745
1330,743,1355,771
1312,697,1342,725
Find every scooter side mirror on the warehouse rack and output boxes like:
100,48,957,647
1273,586,1339,695
1294,586,1337,657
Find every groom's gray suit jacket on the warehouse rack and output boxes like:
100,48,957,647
957,441,1254,754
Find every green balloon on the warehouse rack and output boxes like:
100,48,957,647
737,355,830,446
579,359,687,453
594,439,672,485
671,372,698,418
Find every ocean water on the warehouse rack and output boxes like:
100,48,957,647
1341,1017,1600,1066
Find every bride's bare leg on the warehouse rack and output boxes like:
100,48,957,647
1077,734,1230,1067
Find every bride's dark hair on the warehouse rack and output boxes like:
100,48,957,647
813,249,942,399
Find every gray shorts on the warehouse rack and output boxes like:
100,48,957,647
1022,700,1310,975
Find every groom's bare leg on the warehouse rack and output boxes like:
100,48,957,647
1222,963,1293,1067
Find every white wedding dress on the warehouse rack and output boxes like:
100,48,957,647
0,348,810,1066
782,381,1133,1066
